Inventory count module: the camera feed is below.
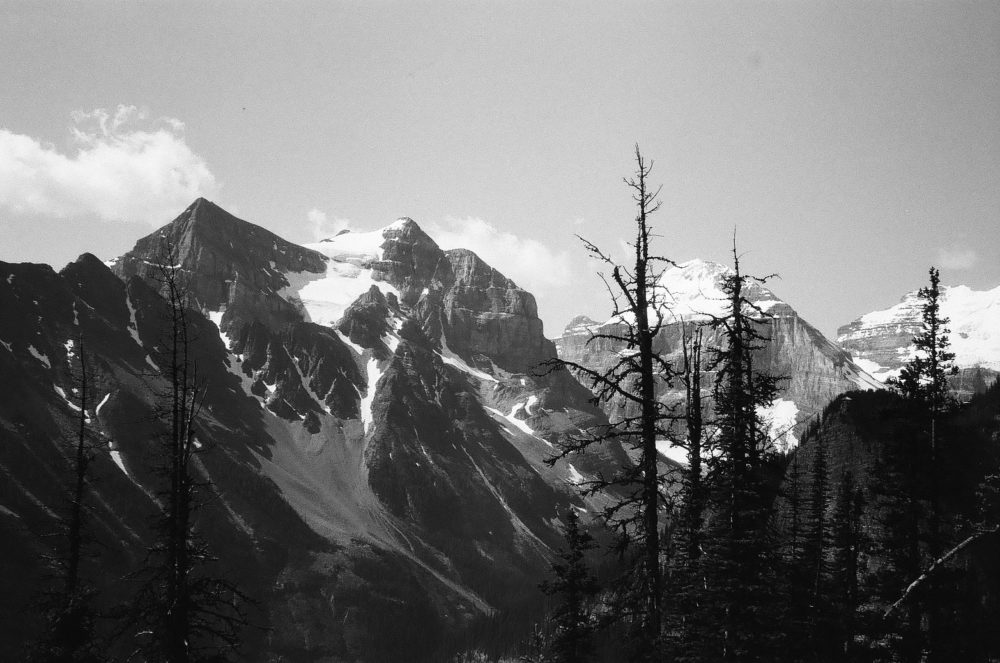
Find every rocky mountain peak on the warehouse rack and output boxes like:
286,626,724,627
111,199,326,327
563,315,601,335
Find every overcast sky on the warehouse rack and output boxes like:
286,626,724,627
1,1,998,339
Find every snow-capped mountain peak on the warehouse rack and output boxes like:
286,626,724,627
655,258,784,322
838,282,1000,381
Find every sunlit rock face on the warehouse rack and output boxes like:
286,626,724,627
557,259,881,450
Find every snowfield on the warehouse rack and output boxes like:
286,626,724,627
277,227,403,328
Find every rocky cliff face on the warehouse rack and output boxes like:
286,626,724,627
1,200,627,661
557,259,880,449
837,283,1000,394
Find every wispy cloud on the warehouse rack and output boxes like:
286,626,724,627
426,216,572,291
936,245,978,270
307,208,354,241
0,105,218,225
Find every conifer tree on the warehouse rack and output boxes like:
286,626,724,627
777,447,811,663
694,243,782,661
830,470,865,660
539,510,601,663
885,266,958,660
803,434,830,631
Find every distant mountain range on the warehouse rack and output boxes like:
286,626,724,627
2,198,998,659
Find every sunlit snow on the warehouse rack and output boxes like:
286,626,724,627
567,464,585,485
206,310,233,350
757,398,800,451
28,345,51,368
852,357,900,382
334,329,365,355
484,405,552,447
439,332,497,383
359,357,384,434
125,294,142,346
109,449,130,477
277,225,410,328
656,439,692,465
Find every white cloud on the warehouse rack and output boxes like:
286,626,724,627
426,216,572,291
936,246,978,271
307,208,354,241
0,104,218,225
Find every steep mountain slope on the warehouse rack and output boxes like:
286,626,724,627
557,259,880,450
1,199,629,660
837,283,1000,394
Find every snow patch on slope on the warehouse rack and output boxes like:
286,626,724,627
758,398,799,451
439,332,497,383
566,464,585,485
484,405,552,448
360,357,384,434
656,439,691,466
109,449,130,478
278,228,402,328
206,310,233,350
28,345,51,368
124,293,142,346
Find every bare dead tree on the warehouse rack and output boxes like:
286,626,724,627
27,334,103,662
543,145,677,660
127,240,250,663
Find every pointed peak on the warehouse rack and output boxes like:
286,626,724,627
176,197,235,227
563,315,600,335
387,217,418,232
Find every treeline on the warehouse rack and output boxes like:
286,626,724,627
506,150,1000,663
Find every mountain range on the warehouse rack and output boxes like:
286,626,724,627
2,198,998,660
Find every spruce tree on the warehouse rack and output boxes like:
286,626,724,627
539,510,601,663
802,433,831,647
694,243,782,661
885,266,958,661
830,470,865,661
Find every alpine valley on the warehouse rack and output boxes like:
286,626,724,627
1,199,999,661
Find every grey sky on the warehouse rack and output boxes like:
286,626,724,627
1,1,997,338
